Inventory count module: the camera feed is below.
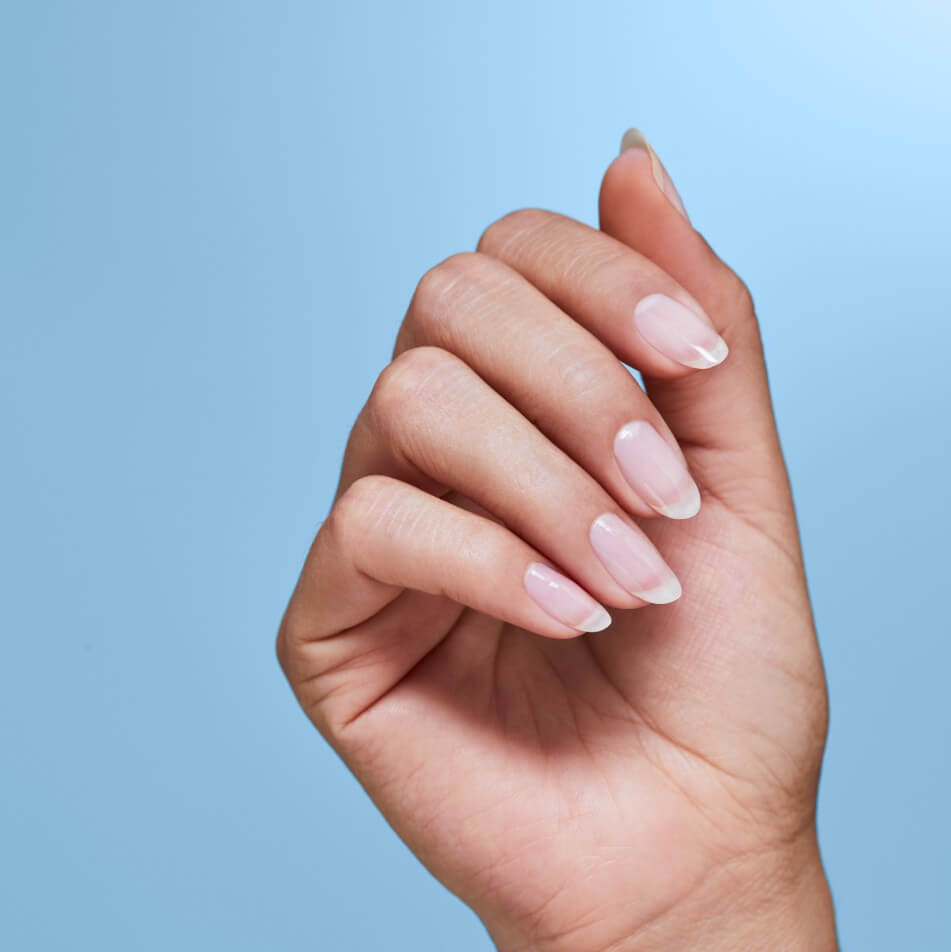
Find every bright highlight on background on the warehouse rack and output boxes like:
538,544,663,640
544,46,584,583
1,2,949,949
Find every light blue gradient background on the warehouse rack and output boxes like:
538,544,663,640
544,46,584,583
2,2,949,948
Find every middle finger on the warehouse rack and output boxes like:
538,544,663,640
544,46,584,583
394,249,702,521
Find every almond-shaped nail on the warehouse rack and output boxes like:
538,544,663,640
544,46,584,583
614,421,700,519
633,293,728,369
524,562,612,632
620,127,689,220
589,514,682,604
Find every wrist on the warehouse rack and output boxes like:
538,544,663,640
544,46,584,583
488,827,836,952
651,830,836,952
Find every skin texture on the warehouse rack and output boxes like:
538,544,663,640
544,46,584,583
277,143,837,950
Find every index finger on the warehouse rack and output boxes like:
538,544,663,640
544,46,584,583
477,208,729,378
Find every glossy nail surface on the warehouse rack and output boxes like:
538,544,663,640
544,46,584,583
620,127,689,220
633,293,728,369
524,562,612,632
614,421,700,519
589,514,682,604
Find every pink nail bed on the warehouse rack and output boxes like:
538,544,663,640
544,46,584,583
589,514,682,604
633,293,728,369
613,421,701,519
523,562,611,632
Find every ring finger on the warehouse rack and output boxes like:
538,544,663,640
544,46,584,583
345,345,682,609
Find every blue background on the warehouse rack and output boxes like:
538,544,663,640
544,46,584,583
2,1,949,948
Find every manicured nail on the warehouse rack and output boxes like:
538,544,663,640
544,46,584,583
633,293,728,369
589,514,682,604
613,421,701,519
524,562,612,632
620,128,689,220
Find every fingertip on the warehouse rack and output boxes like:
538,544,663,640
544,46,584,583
619,127,650,154
579,604,613,633
681,335,729,370
523,561,613,637
635,575,683,605
651,481,702,520
600,141,655,215
633,292,729,373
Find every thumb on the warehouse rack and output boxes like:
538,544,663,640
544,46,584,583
599,130,790,512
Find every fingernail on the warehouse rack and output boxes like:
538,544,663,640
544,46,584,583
613,421,701,519
589,514,682,604
620,128,689,220
633,293,728,369
524,562,612,632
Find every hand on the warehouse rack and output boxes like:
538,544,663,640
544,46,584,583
277,133,836,951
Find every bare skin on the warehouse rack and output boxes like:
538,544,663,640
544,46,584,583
278,136,837,951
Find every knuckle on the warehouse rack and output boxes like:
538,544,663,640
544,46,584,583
724,271,755,315
411,251,482,313
332,474,396,539
323,475,402,567
477,207,555,255
709,268,756,329
411,255,461,314
557,350,620,408
407,251,502,338
275,618,291,672
368,345,469,429
275,592,313,670
329,477,429,580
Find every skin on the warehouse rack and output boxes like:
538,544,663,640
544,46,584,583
277,143,838,950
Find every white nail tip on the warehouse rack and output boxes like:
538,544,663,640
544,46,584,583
620,128,649,154
682,336,729,369
634,574,683,605
653,481,702,520
578,605,613,632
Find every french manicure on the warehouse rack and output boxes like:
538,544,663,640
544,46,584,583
633,293,728,369
589,514,682,604
524,562,612,632
614,421,700,519
620,127,689,220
